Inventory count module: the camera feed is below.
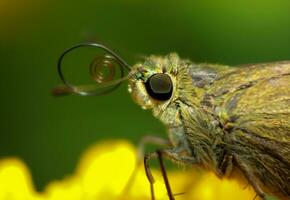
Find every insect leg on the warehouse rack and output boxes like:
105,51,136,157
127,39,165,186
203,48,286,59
218,154,234,177
156,150,175,200
120,136,170,198
159,148,197,164
137,135,171,162
233,154,267,200
144,151,158,200
145,148,197,200
144,150,177,200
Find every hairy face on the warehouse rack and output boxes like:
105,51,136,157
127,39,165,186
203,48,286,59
128,53,183,112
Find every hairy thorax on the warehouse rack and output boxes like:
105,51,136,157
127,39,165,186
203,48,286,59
153,91,226,175
152,98,187,148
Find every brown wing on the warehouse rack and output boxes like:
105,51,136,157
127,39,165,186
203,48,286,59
208,61,290,140
207,61,290,198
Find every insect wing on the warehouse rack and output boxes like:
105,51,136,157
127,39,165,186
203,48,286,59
207,61,290,197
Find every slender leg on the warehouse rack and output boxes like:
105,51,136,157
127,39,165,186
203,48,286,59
156,150,175,200
120,135,170,199
160,148,196,164
144,148,197,200
218,154,233,177
144,152,158,200
137,135,171,162
253,194,258,200
233,154,267,200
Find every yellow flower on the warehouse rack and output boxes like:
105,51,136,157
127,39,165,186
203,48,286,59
0,140,259,200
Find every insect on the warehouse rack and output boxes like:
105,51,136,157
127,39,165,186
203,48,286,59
54,43,290,200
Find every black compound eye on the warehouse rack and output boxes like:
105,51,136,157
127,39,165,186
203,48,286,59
145,73,173,101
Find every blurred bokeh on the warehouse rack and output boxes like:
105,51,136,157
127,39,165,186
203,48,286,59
0,0,290,192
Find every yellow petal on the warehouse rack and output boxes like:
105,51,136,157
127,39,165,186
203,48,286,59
0,140,260,200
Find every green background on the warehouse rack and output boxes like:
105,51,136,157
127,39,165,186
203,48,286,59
0,0,290,192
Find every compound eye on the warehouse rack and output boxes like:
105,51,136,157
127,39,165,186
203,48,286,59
145,73,173,101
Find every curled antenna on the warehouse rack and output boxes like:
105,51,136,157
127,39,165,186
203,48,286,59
53,43,131,96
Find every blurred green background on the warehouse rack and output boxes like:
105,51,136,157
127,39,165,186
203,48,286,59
1,0,290,191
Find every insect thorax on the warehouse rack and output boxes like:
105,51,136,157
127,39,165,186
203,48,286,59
151,61,227,172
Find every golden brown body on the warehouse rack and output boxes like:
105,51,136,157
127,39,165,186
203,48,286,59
55,44,290,199
129,56,290,200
